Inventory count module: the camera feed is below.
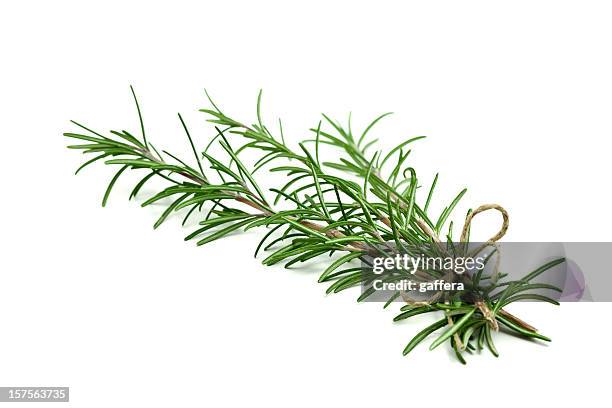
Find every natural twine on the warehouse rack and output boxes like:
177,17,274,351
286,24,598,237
401,203,510,334
461,203,509,255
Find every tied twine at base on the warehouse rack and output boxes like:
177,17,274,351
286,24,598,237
400,204,510,340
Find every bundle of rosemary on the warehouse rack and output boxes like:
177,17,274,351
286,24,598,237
64,87,562,363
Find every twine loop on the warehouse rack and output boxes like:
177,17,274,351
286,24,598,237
460,203,509,247
401,203,509,324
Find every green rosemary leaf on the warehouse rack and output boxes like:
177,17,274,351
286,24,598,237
75,153,110,175
314,120,322,167
63,132,110,144
263,233,304,253
361,138,379,154
491,282,562,301
181,202,203,226
429,308,476,350
435,188,467,234
388,149,410,187
321,266,365,282
358,112,393,148
129,85,147,148
218,139,268,206
402,168,417,228
285,249,330,268
318,252,364,283
493,283,516,314
282,218,328,240
199,213,254,227
383,292,400,309
256,90,266,137
309,162,331,220
195,218,255,246
310,129,348,150
323,161,357,173
129,172,155,200
356,286,377,302
140,186,202,207
364,152,379,200
393,306,436,322
325,271,363,294
477,325,486,350
268,189,311,210
201,151,242,183
269,166,308,174
105,159,154,168
264,243,334,266
403,319,448,356
446,306,480,316
324,236,367,245
254,224,284,257
502,293,560,307
424,173,439,213
451,337,466,364
507,283,563,295
184,222,226,241
461,321,484,350
203,89,222,113
110,130,144,148
322,114,354,144
154,193,190,229
274,174,310,205
278,118,286,146
177,113,206,178
322,220,371,233
520,257,566,283
69,120,106,138
253,152,283,174
484,325,499,357
379,136,426,170
102,165,128,207
174,194,235,211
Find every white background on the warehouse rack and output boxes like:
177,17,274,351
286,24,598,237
1,1,611,406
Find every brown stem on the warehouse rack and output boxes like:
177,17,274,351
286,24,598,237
499,309,537,332
144,148,367,253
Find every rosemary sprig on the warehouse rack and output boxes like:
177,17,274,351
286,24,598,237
64,88,563,363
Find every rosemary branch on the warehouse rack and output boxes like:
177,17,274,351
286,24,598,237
64,88,563,363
